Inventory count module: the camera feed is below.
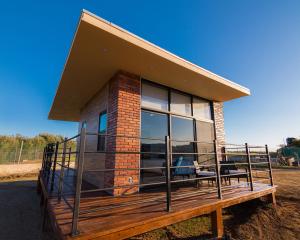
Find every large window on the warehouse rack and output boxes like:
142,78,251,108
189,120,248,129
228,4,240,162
141,82,168,111
140,80,216,184
97,111,107,151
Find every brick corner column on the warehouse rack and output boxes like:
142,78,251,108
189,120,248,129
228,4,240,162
213,102,226,156
105,70,141,196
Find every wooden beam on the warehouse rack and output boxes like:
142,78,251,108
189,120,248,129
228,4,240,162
211,207,223,239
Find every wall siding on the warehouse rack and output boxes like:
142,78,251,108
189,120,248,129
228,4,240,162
78,84,108,188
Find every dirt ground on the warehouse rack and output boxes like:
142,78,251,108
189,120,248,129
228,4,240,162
0,169,299,240
0,175,55,240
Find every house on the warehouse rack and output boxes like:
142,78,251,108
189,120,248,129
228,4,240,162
39,10,276,240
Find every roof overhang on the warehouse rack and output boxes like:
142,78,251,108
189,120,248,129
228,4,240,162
49,10,250,122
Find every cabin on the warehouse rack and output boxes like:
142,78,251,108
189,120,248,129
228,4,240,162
38,10,276,240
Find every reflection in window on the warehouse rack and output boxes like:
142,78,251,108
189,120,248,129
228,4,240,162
196,121,215,164
97,111,107,151
193,97,212,120
170,91,192,116
141,111,168,184
171,116,195,176
141,82,168,111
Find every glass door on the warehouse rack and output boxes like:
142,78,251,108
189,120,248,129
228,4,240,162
140,110,168,184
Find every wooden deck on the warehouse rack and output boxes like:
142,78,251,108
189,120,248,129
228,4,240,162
40,176,276,240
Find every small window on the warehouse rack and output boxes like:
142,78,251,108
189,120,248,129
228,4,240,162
97,111,107,151
141,82,168,111
193,97,212,120
81,121,87,129
170,91,192,116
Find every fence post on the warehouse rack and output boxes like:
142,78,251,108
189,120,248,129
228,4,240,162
245,143,254,191
265,145,274,186
165,136,171,212
213,140,222,199
17,140,24,164
50,142,59,191
58,138,67,202
71,128,86,236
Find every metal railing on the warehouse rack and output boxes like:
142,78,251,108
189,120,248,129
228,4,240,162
39,128,274,236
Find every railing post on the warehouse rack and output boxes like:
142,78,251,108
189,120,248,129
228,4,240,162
58,138,67,202
165,136,171,212
265,144,274,186
50,142,59,192
71,128,86,236
245,143,254,191
221,146,227,162
67,147,71,169
46,145,52,183
213,140,222,199
41,147,46,173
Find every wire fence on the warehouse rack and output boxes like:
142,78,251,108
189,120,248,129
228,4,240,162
0,148,44,164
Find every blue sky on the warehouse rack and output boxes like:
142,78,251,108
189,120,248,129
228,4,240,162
0,1,299,149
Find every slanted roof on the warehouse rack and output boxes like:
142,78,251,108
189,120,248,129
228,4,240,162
49,10,250,122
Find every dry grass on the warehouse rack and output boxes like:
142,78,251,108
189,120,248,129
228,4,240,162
224,169,300,240
132,169,300,240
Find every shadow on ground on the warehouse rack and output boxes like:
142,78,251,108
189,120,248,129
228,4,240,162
0,178,56,240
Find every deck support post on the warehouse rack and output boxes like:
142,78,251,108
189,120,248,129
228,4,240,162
58,138,67,202
265,145,274,186
211,207,224,239
245,143,254,191
214,140,222,199
71,128,86,236
165,136,171,212
267,192,276,207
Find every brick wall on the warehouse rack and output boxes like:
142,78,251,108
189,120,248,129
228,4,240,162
105,71,141,195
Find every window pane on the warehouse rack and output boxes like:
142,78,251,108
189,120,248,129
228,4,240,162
193,98,212,120
171,116,195,174
170,92,191,116
196,121,215,142
99,112,107,133
98,111,107,151
141,111,168,184
141,83,168,111
196,121,215,164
